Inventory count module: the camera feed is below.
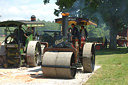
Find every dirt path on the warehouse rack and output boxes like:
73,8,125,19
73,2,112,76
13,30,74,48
0,66,100,85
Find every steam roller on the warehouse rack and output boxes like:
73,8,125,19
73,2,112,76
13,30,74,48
27,41,42,67
42,52,76,78
42,42,95,79
41,13,96,79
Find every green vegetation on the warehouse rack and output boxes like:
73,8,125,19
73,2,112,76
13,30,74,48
87,24,109,39
36,20,61,35
84,47,128,85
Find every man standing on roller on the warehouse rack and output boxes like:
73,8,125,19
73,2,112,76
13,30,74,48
71,24,79,39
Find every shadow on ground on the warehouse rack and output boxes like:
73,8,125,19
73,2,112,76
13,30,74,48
96,47,128,55
28,67,42,72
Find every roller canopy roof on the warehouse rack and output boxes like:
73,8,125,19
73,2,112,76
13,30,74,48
0,20,45,27
55,17,97,26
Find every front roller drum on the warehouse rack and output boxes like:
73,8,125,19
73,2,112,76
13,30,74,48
82,43,95,73
42,52,76,79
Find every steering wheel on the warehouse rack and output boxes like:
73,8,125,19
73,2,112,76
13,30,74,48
5,33,18,44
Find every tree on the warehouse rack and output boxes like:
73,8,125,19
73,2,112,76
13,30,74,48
87,24,109,38
93,0,128,49
36,19,61,35
43,0,128,49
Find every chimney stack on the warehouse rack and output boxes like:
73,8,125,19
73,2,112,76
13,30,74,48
61,13,69,37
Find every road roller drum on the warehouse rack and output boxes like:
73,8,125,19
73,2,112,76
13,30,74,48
42,52,76,78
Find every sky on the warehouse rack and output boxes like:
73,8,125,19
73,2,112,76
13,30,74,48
0,0,60,21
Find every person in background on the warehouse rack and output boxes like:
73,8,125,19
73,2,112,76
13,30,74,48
71,24,79,48
14,25,27,45
80,26,88,39
79,26,88,51
71,24,79,39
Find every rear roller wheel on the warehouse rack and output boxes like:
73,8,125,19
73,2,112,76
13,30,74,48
27,41,42,67
82,43,95,73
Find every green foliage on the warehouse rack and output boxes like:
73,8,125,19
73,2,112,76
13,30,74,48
87,24,109,38
36,19,61,35
43,0,50,4
55,0,76,9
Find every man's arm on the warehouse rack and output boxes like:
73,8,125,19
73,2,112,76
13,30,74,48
24,34,28,38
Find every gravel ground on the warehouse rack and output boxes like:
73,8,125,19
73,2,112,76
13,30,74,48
0,66,100,85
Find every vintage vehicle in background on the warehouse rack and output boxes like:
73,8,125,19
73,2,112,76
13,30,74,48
117,29,128,47
87,37,108,50
0,19,45,68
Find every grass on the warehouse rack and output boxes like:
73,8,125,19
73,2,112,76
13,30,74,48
83,47,128,85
